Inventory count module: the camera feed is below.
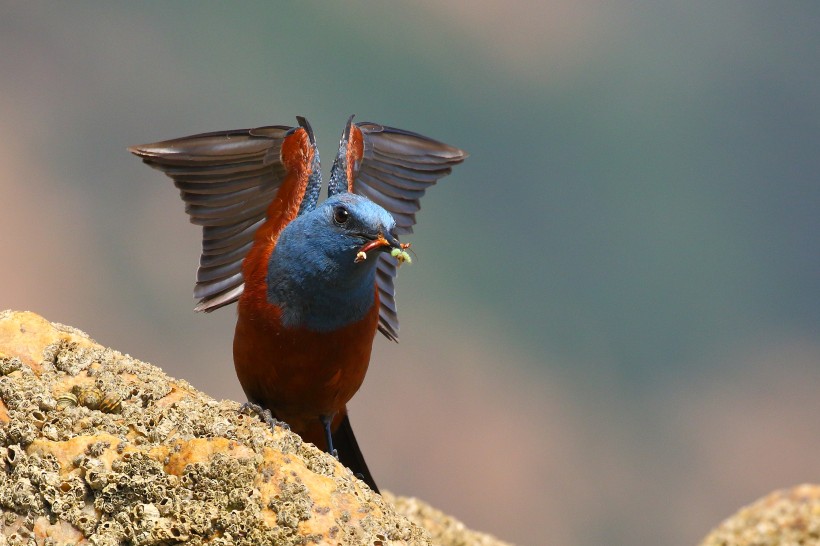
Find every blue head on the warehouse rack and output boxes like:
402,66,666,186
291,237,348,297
266,193,400,331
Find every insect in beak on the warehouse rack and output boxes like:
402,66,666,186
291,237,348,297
354,234,411,265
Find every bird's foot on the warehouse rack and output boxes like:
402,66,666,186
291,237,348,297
240,402,290,431
320,413,337,456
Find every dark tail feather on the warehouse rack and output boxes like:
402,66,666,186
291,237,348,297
334,414,380,494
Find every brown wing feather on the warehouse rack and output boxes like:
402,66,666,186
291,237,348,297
352,122,468,341
129,126,292,312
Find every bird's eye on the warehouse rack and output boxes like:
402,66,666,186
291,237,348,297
333,206,350,225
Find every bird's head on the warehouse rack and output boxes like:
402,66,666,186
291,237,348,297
273,193,402,269
267,193,403,330
320,193,403,264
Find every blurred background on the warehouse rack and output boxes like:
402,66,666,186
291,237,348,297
2,2,819,544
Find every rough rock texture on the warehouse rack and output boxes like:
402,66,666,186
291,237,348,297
0,310,511,546
699,484,820,546
384,494,512,546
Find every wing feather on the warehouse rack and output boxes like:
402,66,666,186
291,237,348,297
353,121,467,341
376,257,400,342
130,125,295,312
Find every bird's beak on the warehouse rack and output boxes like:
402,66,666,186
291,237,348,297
354,232,402,263
383,231,402,250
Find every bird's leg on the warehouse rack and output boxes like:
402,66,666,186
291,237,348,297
240,401,290,431
320,413,338,459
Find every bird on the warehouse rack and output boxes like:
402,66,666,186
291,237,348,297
129,116,467,493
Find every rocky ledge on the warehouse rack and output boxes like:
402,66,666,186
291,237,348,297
0,310,510,546
699,484,820,546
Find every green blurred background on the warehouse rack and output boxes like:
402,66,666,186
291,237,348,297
2,2,819,544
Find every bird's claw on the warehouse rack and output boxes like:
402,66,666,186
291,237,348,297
240,402,290,431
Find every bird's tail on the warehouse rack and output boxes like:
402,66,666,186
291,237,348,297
333,414,380,494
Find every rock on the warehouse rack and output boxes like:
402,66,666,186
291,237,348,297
385,494,513,546
699,484,820,545
0,310,510,546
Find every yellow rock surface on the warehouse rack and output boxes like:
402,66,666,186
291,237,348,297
0,310,96,374
700,484,820,546
0,310,511,545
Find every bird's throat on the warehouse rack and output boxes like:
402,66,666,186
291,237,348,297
266,241,378,332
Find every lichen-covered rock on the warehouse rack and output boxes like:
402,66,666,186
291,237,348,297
699,484,820,546
0,310,506,545
384,493,513,546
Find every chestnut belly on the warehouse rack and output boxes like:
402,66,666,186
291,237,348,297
232,297,379,434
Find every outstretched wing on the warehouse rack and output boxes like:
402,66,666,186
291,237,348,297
129,118,322,312
328,116,468,341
